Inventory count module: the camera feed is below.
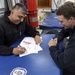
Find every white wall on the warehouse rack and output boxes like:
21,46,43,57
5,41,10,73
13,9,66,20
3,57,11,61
0,0,68,9
0,0,4,8
12,0,20,6
52,0,75,10
65,0,75,2
52,0,65,10
0,0,75,10
0,0,20,8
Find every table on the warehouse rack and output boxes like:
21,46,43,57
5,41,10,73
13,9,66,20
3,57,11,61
0,34,61,75
39,13,63,29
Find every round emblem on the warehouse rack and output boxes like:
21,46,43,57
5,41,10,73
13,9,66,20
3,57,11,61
10,67,27,75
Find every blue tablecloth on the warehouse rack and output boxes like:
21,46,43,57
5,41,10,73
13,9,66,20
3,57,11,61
0,34,61,75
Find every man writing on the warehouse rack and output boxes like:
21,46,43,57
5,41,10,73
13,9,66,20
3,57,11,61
0,3,42,55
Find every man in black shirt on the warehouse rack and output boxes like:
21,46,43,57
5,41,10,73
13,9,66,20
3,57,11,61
0,3,42,55
48,1,75,75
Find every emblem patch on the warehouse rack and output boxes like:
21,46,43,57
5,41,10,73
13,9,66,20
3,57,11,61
10,67,27,75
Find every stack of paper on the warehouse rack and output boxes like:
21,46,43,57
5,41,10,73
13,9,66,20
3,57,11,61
19,37,43,57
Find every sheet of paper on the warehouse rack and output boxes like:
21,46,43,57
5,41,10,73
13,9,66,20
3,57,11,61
19,37,43,57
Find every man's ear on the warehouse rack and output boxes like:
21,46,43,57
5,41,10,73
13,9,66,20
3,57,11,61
11,10,14,14
70,16,74,20
11,11,13,14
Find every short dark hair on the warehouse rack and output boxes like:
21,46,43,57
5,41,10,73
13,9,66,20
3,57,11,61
56,1,75,19
12,3,27,14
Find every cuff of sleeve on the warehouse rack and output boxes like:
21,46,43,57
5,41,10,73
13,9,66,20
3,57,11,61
4,47,13,55
34,33,40,37
36,33,40,36
49,46,58,51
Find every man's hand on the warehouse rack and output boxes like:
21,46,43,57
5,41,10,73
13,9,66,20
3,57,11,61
34,35,42,44
13,46,26,55
48,38,58,47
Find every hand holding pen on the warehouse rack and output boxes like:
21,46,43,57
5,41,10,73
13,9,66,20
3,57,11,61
48,38,58,47
34,35,42,44
13,46,26,55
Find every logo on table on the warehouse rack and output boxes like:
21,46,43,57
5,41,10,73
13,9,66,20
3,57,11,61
10,67,27,75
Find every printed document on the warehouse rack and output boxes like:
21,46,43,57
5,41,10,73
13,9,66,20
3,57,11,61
19,37,43,57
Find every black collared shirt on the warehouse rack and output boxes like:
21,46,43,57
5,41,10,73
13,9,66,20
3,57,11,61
49,27,75,75
0,12,39,55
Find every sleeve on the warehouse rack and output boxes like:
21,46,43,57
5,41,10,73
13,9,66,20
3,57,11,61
24,22,40,37
53,28,70,42
49,34,75,68
0,24,13,56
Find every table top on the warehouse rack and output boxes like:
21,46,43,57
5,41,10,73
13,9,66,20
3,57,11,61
0,34,61,75
39,13,63,29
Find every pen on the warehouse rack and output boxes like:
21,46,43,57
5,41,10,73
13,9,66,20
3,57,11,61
18,45,26,51
18,45,21,47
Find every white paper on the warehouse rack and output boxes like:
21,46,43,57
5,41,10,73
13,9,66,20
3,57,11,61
19,37,43,57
